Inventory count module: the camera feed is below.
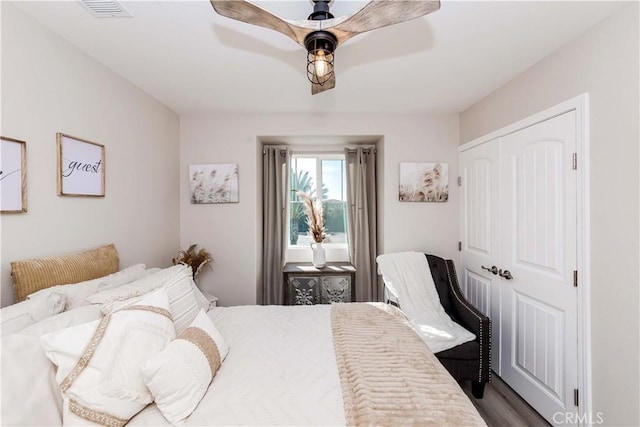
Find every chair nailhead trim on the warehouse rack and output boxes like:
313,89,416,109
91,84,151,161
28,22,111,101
444,260,490,383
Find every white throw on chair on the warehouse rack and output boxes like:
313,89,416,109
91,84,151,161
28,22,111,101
376,251,475,353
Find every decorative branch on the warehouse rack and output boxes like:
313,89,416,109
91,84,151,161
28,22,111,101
172,244,213,279
297,191,327,243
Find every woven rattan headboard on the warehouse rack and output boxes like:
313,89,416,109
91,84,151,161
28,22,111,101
10,244,119,302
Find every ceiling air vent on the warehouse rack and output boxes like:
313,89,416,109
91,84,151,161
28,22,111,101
79,0,133,18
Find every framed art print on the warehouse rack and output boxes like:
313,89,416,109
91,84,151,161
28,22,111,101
57,133,105,197
399,162,449,202
1,136,27,213
189,163,239,204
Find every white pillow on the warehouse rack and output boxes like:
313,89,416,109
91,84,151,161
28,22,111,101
41,289,175,426
97,266,160,292
20,305,103,337
1,290,66,335
1,334,64,426
1,313,36,336
1,305,102,426
27,263,148,310
191,283,212,311
96,263,148,289
88,265,200,334
141,310,229,424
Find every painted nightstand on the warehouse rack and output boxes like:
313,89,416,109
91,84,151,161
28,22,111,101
202,291,219,310
283,262,356,305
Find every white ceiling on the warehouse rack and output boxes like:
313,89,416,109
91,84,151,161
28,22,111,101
12,1,626,115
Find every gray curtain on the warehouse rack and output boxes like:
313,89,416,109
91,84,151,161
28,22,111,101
260,147,290,305
345,147,379,302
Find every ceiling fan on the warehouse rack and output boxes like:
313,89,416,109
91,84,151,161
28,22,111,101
210,0,441,95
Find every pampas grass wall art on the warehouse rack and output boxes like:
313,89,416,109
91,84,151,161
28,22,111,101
189,163,239,204
399,162,449,202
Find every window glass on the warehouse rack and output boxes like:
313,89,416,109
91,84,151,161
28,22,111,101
289,155,347,247
321,159,347,244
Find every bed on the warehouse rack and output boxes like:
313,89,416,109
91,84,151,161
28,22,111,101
1,245,485,426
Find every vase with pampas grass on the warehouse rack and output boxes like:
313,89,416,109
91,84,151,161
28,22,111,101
172,244,212,283
297,191,327,268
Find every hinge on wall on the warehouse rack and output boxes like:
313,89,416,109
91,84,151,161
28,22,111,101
572,153,577,170
458,241,462,251
457,176,462,186
574,389,579,406
573,270,578,287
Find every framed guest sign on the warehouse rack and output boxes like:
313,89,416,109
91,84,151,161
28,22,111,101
57,133,105,197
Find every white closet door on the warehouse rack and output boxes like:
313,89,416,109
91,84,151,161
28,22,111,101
459,138,502,372
500,111,578,424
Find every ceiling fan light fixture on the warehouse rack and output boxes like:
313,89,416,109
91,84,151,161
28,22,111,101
210,0,441,94
305,30,337,86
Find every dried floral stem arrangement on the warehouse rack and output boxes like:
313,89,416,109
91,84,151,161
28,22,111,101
297,191,326,243
172,244,212,279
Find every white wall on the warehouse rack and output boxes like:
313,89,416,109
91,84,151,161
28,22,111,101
459,3,639,425
0,4,181,306
180,113,460,306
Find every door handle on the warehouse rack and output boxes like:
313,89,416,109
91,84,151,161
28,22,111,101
499,269,513,280
481,265,498,275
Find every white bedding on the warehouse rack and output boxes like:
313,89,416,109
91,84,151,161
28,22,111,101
2,300,481,426
1,305,103,426
129,305,346,426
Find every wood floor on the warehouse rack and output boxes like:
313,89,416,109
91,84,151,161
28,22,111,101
461,373,550,427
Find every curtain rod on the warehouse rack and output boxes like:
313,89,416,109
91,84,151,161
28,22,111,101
263,145,377,155
262,145,289,155
290,145,377,154
346,146,376,154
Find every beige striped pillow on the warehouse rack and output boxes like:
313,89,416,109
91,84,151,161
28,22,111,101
11,244,119,302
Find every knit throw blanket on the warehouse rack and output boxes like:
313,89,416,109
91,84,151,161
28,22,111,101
331,303,486,426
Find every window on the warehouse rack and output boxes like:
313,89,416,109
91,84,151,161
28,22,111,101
289,153,348,261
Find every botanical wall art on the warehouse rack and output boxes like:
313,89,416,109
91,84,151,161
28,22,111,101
57,133,105,197
1,136,27,213
189,163,239,204
399,162,449,202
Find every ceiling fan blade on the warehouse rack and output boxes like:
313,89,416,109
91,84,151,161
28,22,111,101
311,74,336,95
330,0,441,44
210,0,301,45
211,0,335,47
